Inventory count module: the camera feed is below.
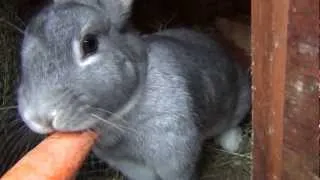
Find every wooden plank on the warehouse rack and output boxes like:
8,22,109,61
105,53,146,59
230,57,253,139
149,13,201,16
251,0,288,179
252,0,319,179
283,0,319,179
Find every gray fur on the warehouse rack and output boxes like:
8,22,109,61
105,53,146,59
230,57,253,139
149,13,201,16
53,0,133,28
18,1,251,180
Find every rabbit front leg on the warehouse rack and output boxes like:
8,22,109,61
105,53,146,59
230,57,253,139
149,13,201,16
143,116,202,180
94,115,202,180
106,158,161,180
151,143,200,180
93,145,161,180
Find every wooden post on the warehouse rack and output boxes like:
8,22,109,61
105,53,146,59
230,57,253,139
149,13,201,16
252,0,319,179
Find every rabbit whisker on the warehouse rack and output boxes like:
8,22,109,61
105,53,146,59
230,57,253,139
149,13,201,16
91,113,138,134
0,17,24,34
92,107,129,124
91,113,126,133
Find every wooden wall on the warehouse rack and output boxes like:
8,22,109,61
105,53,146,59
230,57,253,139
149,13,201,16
252,0,319,179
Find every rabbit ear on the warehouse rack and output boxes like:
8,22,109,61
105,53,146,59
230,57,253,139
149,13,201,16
53,0,132,5
53,0,72,3
96,0,134,28
118,0,133,9
53,0,133,28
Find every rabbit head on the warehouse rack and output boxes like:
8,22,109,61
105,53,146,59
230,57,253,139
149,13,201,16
18,0,147,134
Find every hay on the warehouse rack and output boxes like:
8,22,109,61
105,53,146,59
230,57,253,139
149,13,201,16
0,1,21,125
0,0,252,179
0,2,48,177
200,123,252,180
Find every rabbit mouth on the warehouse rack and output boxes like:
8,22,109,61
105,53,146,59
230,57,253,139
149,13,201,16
18,83,144,134
20,106,96,134
18,88,98,134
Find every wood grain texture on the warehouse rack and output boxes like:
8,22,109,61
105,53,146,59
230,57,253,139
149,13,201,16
283,0,319,179
252,0,288,179
252,0,319,179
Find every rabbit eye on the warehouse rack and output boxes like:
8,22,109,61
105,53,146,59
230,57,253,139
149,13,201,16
81,34,98,57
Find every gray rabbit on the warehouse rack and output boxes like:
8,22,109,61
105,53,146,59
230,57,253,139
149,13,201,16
17,0,251,179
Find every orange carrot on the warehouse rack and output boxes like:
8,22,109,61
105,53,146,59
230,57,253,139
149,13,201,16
1,131,97,180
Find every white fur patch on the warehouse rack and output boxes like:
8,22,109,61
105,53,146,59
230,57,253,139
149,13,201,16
50,109,58,118
217,127,243,153
120,0,132,8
